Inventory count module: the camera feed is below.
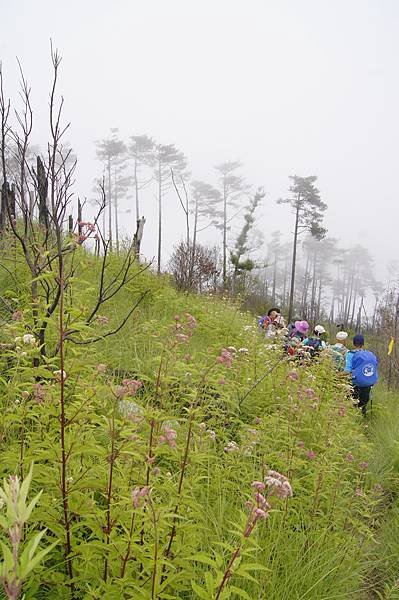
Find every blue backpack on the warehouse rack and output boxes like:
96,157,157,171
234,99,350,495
351,350,378,387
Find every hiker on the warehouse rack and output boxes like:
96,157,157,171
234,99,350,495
302,325,327,358
287,320,309,355
329,331,348,370
258,307,281,335
344,334,378,415
265,313,287,338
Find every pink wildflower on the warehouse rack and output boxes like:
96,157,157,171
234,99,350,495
224,440,239,453
218,377,226,385
359,461,369,471
115,385,127,399
152,467,161,476
131,486,150,509
217,348,233,368
174,315,180,321
265,470,293,499
185,313,197,330
338,405,346,417
11,310,23,321
96,363,107,373
176,333,190,344
254,508,269,520
122,379,143,396
306,450,316,460
287,370,299,381
297,440,305,448
251,481,266,492
346,452,355,462
255,492,270,509
254,416,261,425
159,426,177,449
354,487,362,497
97,315,109,325
304,387,315,399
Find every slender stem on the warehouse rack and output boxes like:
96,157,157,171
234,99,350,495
149,500,159,600
59,272,75,594
120,512,136,578
103,397,117,582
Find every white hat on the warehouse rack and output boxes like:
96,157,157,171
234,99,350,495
314,325,326,334
336,331,348,341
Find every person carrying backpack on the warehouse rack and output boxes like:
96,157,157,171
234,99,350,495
286,320,309,355
344,334,378,415
258,307,281,334
302,325,327,358
329,330,348,370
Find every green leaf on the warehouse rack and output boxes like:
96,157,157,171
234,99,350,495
19,540,58,579
0,541,14,577
189,552,217,568
229,586,252,599
191,580,210,599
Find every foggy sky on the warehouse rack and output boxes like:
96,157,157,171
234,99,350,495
1,0,398,282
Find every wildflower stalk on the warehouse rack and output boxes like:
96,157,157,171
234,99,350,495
148,499,159,600
103,395,118,582
120,513,136,578
58,272,75,595
163,360,215,564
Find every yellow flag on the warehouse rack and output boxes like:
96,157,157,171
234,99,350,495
388,337,395,356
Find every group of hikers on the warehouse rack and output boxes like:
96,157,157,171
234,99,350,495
258,307,379,415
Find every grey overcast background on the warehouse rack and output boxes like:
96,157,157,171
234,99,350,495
1,0,397,280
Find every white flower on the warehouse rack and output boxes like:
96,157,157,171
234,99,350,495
227,346,237,353
54,370,67,381
14,337,21,344
238,347,249,353
22,334,36,345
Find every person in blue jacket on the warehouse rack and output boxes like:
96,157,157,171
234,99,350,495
344,334,378,415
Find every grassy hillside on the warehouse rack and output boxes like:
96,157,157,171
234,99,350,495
0,249,396,599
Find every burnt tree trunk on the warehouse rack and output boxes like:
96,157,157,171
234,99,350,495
37,156,48,229
133,216,146,260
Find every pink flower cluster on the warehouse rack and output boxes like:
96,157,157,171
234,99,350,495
224,440,239,453
287,370,299,381
159,426,177,449
264,470,293,499
244,473,293,537
174,313,197,344
131,486,150,509
97,315,109,326
77,221,97,244
217,348,234,368
11,310,23,321
115,379,143,399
